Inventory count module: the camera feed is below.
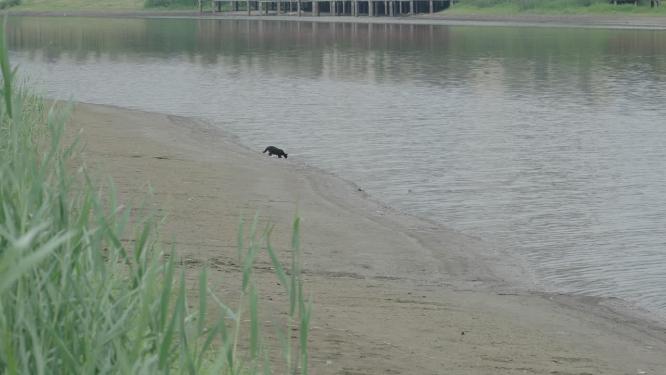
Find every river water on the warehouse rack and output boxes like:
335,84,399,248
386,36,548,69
7,16,666,318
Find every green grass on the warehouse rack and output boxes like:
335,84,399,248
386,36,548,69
0,17,310,374
11,0,205,11
448,0,666,15
143,0,203,9
12,0,145,11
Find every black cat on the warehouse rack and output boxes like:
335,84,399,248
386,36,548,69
263,146,288,159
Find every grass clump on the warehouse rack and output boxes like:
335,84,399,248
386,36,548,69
14,0,200,10
144,0,201,9
12,0,144,11
0,19,310,374
0,0,20,10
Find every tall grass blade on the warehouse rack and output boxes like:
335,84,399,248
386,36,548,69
265,226,288,293
249,284,259,361
198,264,207,336
299,294,313,375
160,247,176,330
0,231,73,294
0,16,13,118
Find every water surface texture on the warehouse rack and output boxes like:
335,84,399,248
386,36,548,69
8,17,666,317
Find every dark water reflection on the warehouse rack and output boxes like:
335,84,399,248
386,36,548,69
8,16,666,318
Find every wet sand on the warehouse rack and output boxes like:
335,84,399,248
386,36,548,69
66,101,666,374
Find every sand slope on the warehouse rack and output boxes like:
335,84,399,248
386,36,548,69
68,102,666,374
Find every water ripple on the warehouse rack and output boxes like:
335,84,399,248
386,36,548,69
8,17,666,320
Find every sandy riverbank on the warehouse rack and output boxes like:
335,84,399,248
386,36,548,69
8,9,666,29
67,102,666,374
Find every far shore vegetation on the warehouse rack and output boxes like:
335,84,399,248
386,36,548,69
2,0,665,14
4,0,193,11
448,0,666,15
